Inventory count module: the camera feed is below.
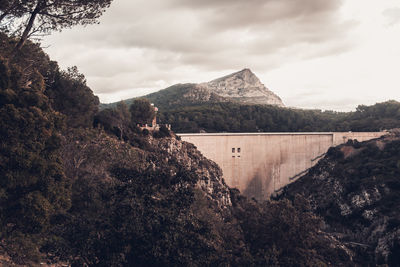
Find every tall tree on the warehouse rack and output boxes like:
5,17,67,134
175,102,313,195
0,57,70,258
46,66,99,128
130,98,156,125
2,0,113,50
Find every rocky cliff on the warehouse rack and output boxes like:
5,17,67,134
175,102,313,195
200,68,284,106
281,132,400,266
103,69,284,109
62,128,232,213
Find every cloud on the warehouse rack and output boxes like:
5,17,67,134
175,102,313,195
43,0,355,103
285,93,361,111
168,0,342,25
383,7,400,26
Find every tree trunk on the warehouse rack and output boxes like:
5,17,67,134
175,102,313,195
14,6,40,51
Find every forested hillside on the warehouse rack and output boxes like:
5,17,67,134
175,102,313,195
0,20,353,267
281,132,400,266
157,101,400,133
1,3,400,265
106,93,400,133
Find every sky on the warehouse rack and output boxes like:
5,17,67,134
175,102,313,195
42,0,400,111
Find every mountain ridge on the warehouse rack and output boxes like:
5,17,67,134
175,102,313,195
101,68,284,109
199,68,284,106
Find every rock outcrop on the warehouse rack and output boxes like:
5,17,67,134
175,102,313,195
103,68,284,109
149,136,232,211
199,68,284,106
61,129,232,212
281,133,400,266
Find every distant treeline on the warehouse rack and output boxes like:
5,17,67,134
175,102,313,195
157,101,400,133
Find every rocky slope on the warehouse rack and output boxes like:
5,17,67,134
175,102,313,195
281,131,400,266
199,68,284,106
145,83,230,108
62,128,232,213
102,69,284,109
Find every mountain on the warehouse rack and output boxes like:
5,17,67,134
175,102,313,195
101,69,284,109
199,68,284,106
281,131,400,266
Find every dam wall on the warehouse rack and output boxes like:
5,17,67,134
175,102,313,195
178,132,386,200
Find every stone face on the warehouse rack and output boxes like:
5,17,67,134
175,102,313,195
280,133,400,266
199,68,284,106
103,68,284,109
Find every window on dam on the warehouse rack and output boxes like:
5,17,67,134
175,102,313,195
232,148,235,153
237,148,241,153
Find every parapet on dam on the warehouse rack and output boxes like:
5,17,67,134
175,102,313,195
178,132,386,200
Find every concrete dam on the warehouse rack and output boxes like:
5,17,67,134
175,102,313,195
178,132,386,200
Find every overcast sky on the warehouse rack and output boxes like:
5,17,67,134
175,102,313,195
42,0,400,111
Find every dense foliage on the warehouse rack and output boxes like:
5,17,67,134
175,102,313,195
230,190,351,266
0,57,70,263
105,85,400,133
129,98,156,125
156,101,400,133
0,32,100,130
46,66,99,128
94,99,168,142
49,133,219,266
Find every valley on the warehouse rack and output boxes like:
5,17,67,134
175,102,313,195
1,4,400,264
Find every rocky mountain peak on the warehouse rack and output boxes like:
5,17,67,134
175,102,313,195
207,68,262,88
199,68,284,107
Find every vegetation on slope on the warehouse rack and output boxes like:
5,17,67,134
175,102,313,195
158,101,400,133
0,30,356,266
105,90,400,133
282,133,400,266
1,6,399,265
0,55,70,264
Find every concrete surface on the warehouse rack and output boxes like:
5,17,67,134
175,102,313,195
179,132,386,200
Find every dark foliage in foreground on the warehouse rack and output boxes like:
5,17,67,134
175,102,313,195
0,55,71,264
0,42,350,264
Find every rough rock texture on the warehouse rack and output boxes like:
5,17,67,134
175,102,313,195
149,136,232,211
182,84,228,103
199,68,284,106
105,69,285,109
281,133,400,266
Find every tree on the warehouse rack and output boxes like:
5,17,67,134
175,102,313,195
130,98,156,125
0,0,25,25
0,57,70,261
1,0,113,50
94,102,133,140
46,66,99,128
